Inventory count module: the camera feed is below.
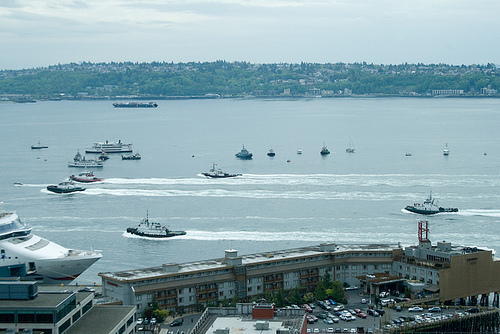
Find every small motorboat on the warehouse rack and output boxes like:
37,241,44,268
297,149,303,154
122,152,141,160
47,181,86,194
202,163,241,178
267,149,276,157
31,141,48,149
405,153,412,157
443,143,450,156
320,143,330,155
70,171,104,183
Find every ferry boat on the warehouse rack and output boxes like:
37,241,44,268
404,191,458,215
68,151,104,168
47,181,86,193
113,102,158,108
70,170,104,183
235,145,253,159
85,140,133,154
0,211,102,283
202,163,241,178
126,212,186,238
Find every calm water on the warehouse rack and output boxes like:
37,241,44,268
0,97,499,285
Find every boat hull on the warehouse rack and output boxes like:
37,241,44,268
405,206,458,215
69,176,104,183
202,173,241,178
47,185,86,193
126,228,186,238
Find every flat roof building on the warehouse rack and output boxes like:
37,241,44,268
99,243,399,313
0,281,136,334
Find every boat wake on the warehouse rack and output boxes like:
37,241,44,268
401,208,500,218
122,232,188,240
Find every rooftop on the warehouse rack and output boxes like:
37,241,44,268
65,305,135,334
99,243,400,283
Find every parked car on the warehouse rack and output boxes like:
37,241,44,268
357,312,367,319
466,307,479,314
408,306,424,312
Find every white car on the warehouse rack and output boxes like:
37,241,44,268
408,306,424,312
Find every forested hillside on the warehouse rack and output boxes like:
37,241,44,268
1,61,498,100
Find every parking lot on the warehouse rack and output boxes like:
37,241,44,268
304,289,480,333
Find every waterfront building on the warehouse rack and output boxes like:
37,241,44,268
99,243,399,313
99,221,500,314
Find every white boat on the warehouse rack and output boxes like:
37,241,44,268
443,143,450,156
0,211,102,283
85,140,133,154
346,138,355,153
297,149,303,154
68,151,104,168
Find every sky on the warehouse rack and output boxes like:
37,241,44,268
1,0,499,70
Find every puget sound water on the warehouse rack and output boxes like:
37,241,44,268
0,97,499,285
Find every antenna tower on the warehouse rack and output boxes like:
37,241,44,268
418,221,430,242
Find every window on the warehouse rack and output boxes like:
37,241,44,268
351,265,357,270
219,283,224,288
136,295,142,301
137,304,142,310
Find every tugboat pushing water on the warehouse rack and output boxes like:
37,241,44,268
126,212,186,238
404,191,458,215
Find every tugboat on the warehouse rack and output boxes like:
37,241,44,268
404,191,458,215
47,181,86,193
320,143,330,155
267,149,276,157
202,163,241,178
126,212,186,238
98,151,109,161
235,145,253,159
122,152,141,160
70,170,104,183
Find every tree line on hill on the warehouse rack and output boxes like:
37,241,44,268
0,61,498,99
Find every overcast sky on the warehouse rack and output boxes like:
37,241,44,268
1,0,499,70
